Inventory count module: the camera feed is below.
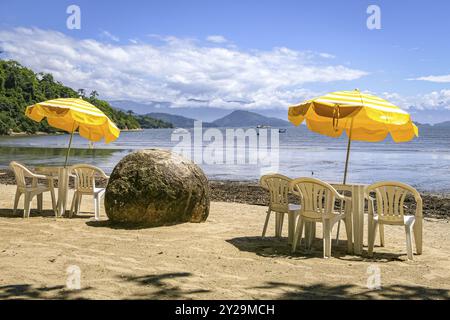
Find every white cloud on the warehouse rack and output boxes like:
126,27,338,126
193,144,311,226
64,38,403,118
0,27,368,109
380,90,450,110
319,52,335,59
206,35,228,44
407,74,450,83
99,30,120,42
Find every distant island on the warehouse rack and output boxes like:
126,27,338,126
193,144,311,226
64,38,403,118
211,110,290,127
133,110,290,128
0,60,172,135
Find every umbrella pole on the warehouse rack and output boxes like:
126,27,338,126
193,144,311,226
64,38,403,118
343,118,354,185
64,123,76,168
343,135,352,185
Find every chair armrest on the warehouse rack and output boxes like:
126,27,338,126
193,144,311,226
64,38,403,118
335,192,352,202
33,174,49,180
25,172,48,180
342,196,352,202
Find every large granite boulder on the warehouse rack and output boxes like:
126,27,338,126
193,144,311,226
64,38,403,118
105,149,209,226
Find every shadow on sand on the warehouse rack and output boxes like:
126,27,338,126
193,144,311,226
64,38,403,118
0,208,58,218
0,284,92,299
118,272,210,299
227,236,406,262
251,281,450,299
86,220,187,230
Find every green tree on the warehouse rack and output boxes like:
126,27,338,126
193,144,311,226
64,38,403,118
0,59,173,135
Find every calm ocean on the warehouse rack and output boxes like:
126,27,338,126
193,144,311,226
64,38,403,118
0,125,449,192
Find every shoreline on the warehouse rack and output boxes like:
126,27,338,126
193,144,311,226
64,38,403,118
1,128,146,138
0,169,449,219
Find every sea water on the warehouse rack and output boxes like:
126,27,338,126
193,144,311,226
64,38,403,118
0,125,449,192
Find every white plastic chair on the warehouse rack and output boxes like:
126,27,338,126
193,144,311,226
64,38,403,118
69,164,109,220
290,177,353,258
260,174,300,243
366,181,423,260
10,161,57,218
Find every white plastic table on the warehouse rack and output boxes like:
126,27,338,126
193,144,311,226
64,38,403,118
35,166,73,217
331,183,367,255
287,182,367,255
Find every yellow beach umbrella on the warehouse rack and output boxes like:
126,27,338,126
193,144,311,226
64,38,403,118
288,89,418,184
25,98,120,167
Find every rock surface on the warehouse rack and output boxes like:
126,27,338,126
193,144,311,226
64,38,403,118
105,149,209,226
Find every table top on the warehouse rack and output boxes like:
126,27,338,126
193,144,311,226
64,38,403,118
329,182,368,187
35,166,60,176
35,166,75,178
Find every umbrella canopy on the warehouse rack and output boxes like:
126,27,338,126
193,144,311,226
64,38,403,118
288,89,418,183
25,98,120,166
26,98,120,143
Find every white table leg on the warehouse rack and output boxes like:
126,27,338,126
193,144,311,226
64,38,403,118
57,168,69,217
352,185,365,255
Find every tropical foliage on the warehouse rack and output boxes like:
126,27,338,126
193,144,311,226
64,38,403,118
0,60,171,135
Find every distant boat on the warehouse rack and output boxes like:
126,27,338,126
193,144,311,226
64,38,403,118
256,125,271,129
173,128,190,134
279,129,287,133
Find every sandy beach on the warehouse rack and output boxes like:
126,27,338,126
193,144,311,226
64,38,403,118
0,183,449,300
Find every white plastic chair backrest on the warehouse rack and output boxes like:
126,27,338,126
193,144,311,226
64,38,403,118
365,181,422,224
290,177,341,219
260,174,291,213
70,164,106,193
9,161,34,189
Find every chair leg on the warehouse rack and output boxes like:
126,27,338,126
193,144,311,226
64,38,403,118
344,217,353,254
305,222,315,250
335,220,341,245
37,193,43,212
405,224,414,260
76,194,83,215
323,219,332,258
93,196,98,220
262,210,271,237
23,193,31,218
368,222,378,257
274,213,280,237
13,189,21,215
69,192,78,218
287,212,296,244
413,218,422,255
311,222,316,242
50,188,57,218
95,195,101,220
279,213,285,237
292,216,304,253
379,224,385,247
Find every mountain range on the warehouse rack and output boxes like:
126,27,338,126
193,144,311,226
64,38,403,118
111,99,450,126
140,110,290,128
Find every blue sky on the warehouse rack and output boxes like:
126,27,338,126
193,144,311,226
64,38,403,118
1,0,450,121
